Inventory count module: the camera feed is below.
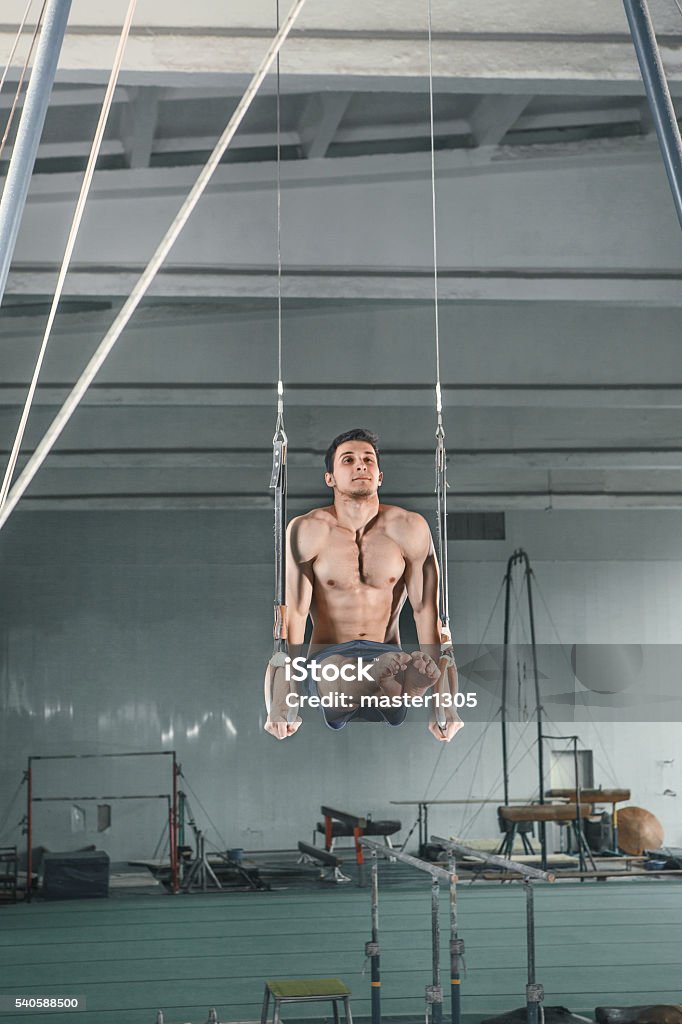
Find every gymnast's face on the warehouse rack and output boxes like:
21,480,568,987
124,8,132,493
326,441,383,498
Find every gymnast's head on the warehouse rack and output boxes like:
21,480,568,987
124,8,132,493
324,428,382,498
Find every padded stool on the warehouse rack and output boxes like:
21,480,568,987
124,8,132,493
261,978,353,1024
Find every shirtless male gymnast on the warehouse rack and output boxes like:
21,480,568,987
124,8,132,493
264,428,464,742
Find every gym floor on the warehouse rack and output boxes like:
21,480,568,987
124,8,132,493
1,863,681,1024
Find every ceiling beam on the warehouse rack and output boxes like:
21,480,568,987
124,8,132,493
470,94,534,146
14,492,682,512
1,26,681,92
152,130,301,154
121,87,161,169
515,105,644,132
8,448,682,471
1,140,124,162
8,268,682,306
334,114,471,144
16,136,663,208
1,385,682,409
0,86,129,110
298,93,352,158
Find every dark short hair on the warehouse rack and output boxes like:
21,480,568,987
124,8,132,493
325,428,380,474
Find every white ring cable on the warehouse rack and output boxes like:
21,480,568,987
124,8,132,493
0,1,46,163
427,0,442,421
0,0,309,532
0,0,138,510
0,0,35,99
275,0,284,429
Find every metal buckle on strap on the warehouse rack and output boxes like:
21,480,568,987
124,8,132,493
273,602,287,642
270,438,286,489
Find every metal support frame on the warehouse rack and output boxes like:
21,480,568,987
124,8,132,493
541,734,596,872
0,0,72,309
360,838,457,1024
182,830,222,892
432,838,553,1024
25,750,179,899
500,549,546,869
623,0,682,229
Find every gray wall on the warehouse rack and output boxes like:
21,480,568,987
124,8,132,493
1,507,680,861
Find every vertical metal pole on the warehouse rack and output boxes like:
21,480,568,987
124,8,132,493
572,736,585,872
26,757,33,901
355,826,365,887
170,752,179,894
448,859,463,1024
623,0,682,229
612,800,620,854
0,0,72,308
501,554,514,806
429,878,443,1024
177,791,186,849
571,737,596,873
524,881,543,1024
423,804,430,859
367,851,381,1024
522,552,546,870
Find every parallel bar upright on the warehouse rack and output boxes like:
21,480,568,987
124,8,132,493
524,880,544,1024
429,877,443,1024
448,855,463,1024
623,0,682,229
0,0,72,308
367,851,381,1024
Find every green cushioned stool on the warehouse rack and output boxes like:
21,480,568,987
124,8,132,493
261,978,353,1024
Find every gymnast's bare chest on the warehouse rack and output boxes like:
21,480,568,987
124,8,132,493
312,529,405,591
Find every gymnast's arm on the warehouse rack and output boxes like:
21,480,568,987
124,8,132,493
403,513,463,742
402,513,441,653
285,515,314,656
263,516,313,739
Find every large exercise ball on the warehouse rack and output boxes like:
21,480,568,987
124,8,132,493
617,805,663,855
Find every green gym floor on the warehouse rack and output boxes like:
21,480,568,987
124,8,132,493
1,862,681,1024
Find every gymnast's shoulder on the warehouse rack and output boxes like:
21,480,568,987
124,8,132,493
378,504,432,540
286,506,335,550
378,503,430,528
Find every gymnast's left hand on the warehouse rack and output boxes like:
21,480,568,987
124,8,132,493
428,709,464,743
264,714,303,740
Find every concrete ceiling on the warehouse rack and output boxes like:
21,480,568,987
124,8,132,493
1,0,682,512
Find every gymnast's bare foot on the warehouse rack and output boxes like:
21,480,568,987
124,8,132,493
403,651,440,697
370,651,411,697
